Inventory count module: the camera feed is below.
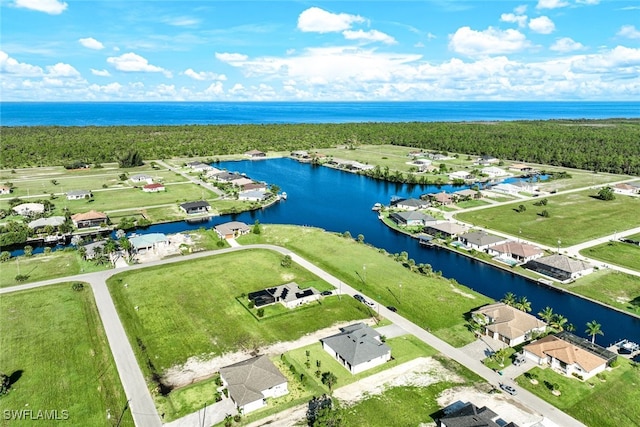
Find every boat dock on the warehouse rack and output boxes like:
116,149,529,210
607,339,640,360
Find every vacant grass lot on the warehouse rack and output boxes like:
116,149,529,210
516,360,640,427
0,250,108,288
107,249,370,376
238,225,493,347
580,241,640,272
0,283,133,426
455,190,640,247
565,270,640,316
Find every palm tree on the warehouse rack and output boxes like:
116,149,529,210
515,296,532,313
585,320,604,344
502,292,517,306
538,306,554,323
551,314,568,332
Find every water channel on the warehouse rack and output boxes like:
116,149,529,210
135,158,639,345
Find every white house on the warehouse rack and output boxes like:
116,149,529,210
490,183,521,196
487,241,544,264
219,355,288,414
66,190,92,200
523,332,616,380
321,323,391,374
239,189,268,202
481,166,509,178
392,198,429,211
472,303,546,347
12,203,45,216
130,174,153,184
613,183,637,195
449,171,473,181
525,254,594,282
143,183,165,192
248,282,321,309
458,231,508,251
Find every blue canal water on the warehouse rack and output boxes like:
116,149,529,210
2,101,640,126
122,158,638,344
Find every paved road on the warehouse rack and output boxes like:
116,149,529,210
2,244,586,427
155,160,224,197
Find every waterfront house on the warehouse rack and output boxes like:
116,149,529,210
245,149,266,158
128,233,168,254
66,190,92,200
438,402,519,427
219,355,288,414
424,222,469,239
453,189,481,201
241,182,267,192
130,174,153,185
81,241,106,260
481,166,509,178
391,198,429,210
448,171,473,181
204,167,224,178
179,201,210,215
0,185,12,195
487,241,544,264
472,302,546,347
458,231,508,251
248,282,320,309
12,202,45,216
238,189,268,202
389,211,436,227
28,216,66,231
143,183,165,192
232,177,255,187
475,155,499,166
214,221,250,239
209,171,245,183
291,150,310,159
427,192,454,205
187,161,214,172
524,254,593,282
512,181,539,193
321,323,391,374
489,183,521,196
71,210,108,228
523,332,616,380
509,163,534,173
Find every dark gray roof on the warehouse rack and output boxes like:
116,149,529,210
219,355,287,407
321,323,390,367
459,231,505,247
390,211,436,223
529,254,592,274
180,201,210,210
393,198,425,208
440,402,517,427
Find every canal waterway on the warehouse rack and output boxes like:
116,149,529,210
135,158,640,344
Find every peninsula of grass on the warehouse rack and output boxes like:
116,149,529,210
564,270,640,316
515,359,640,427
580,241,640,272
237,225,493,347
0,250,108,288
454,189,640,247
107,248,370,378
0,283,133,426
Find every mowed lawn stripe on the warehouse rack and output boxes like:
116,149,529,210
0,283,133,426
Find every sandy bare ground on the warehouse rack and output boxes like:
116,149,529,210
162,319,378,388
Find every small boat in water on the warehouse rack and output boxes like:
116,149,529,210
280,192,287,200
371,202,382,211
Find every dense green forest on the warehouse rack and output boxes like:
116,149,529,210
2,120,639,175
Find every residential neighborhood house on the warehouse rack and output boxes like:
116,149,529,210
487,241,544,264
613,183,639,195
448,171,473,181
525,254,594,282
128,233,168,254
389,211,436,227
245,149,266,158
481,166,509,178
438,402,519,427
238,189,269,202
143,183,166,192
523,332,617,380
458,231,508,251
28,216,66,231
214,221,251,239
219,355,288,414
179,201,210,215
71,210,108,228
320,323,391,374
472,302,546,346
391,198,429,210
129,174,153,184
66,190,92,200
427,192,454,205
424,222,469,239
248,282,321,309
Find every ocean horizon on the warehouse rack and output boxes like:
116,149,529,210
2,101,639,127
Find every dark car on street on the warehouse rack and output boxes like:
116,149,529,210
386,306,398,312
353,294,365,303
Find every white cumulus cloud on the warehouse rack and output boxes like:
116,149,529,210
107,52,169,77
79,37,104,50
215,52,249,63
0,50,43,76
536,0,569,9
297,7,365,33
550,37,585,52
342,29,397,45
46,62,80,77
529,16,555,34
184,68,227,81
91,69,111,77
617,25,640,39
449,27,531,56
14,0,67,14
501,13,528,28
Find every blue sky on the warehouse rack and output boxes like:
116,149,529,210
1,0,639,101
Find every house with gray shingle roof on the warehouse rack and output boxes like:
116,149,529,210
439,402,520,427
424,222,469,239
66,190,92,200
219,355,288,414
391,198,429,211
525,254,594,282
28,216,66,230
458,231,508,251
389,211,436,227
321,323,391,374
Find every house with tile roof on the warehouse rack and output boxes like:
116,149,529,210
71,210,108,228
219,355,288,414
525,254,594,282
389,211,437,227
487,241,544,264
214,221,251,239
321,323,391,374
143,183,165,192
472,303,546,347
523,332,616,380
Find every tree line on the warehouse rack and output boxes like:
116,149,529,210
2,119,639,175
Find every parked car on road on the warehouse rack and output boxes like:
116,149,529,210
353,294,365,303
500,383,517,395
386,306,398,312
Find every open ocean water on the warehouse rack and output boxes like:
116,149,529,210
1,101,639,126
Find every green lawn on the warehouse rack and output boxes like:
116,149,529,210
564,270,640,316
580,241,640,272
107,249,371,376
0,249,109,288
0,283,133,426
238,225,493,347
515,360,640,427
155,375,223,422
455,190,640,247
456,199,490,209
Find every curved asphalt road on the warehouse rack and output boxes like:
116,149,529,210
1,244,585,427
